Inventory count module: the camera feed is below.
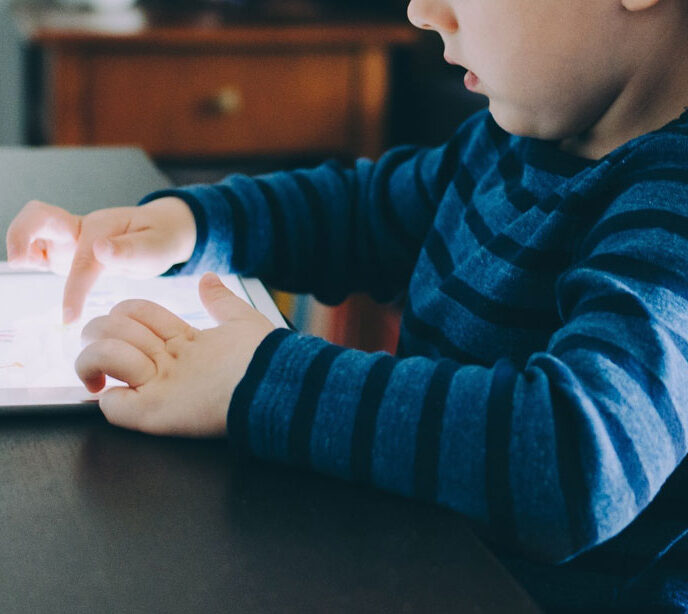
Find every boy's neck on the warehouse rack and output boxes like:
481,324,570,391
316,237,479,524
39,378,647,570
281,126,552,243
559,12,688,160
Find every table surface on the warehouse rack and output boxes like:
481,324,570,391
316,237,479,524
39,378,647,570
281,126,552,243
1,411,539,614
0,147,539,613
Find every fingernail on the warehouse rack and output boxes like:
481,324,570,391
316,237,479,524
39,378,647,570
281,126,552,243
63,308,75,323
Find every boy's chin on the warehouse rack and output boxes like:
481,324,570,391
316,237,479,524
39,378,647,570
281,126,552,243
488,102,573,142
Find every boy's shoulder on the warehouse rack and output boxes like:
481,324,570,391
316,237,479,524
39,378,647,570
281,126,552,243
606,108,688,170
578,110,688,258
599,108,688,211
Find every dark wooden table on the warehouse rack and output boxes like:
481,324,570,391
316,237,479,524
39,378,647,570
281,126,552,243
0,411,539,613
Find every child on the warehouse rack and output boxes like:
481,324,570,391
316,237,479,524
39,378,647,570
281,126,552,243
7,0,688,610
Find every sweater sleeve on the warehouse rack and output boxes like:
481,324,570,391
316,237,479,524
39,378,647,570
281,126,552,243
138,134,465,305
228,158,688,565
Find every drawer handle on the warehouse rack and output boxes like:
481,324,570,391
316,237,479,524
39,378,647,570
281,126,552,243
209,87,243,116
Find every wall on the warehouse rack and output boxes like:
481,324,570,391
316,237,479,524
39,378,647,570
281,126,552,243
0,0,24,145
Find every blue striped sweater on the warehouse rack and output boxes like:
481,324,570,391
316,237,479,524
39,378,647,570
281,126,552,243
142,108,688,611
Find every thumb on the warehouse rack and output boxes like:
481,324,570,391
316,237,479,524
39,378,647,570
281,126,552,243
198,272,252,324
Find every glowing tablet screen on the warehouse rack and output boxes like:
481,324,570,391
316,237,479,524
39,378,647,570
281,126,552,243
0,272,252,391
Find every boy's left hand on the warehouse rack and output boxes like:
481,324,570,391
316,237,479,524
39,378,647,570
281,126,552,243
76,272,276,437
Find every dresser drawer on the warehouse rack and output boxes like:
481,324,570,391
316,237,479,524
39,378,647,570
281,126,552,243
85,51,356,156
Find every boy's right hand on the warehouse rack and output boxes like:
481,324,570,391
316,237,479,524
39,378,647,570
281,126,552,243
6,197,197,323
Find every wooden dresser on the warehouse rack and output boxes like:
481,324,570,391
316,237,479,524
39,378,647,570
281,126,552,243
14,4,417,160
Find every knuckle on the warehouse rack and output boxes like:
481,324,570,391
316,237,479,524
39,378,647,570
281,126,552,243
80,315,112,344
164,326,197,358
7,222,32,248
82,338,119,366
153,353,172,380
90,338,114,362
110,298,150,318
24,199,47,211
184,326,198,342
163,338,180,360
83,209,107,224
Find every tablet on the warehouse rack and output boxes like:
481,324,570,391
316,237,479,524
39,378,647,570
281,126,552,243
0,263,287,413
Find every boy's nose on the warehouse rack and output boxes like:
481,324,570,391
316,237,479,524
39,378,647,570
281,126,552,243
407,0,458,34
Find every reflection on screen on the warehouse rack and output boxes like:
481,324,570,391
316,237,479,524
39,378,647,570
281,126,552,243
0,273,249,389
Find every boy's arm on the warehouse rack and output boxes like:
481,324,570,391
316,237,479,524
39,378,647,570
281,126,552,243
139,132,467,305
227,154,688,564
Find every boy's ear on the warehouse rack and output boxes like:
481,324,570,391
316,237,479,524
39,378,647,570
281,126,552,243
621,0,661,11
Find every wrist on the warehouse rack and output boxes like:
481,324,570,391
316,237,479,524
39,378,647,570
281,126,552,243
146,196,197,264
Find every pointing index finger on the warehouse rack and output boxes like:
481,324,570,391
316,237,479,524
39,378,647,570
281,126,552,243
63,235,102,324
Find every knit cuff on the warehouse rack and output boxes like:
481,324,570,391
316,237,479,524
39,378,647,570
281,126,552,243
227,327,295,455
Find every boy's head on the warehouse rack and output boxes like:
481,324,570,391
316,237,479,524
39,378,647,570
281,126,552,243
407,0,688,158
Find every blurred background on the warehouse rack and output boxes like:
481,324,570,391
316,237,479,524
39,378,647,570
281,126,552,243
1,0,487,348
1,0,487,165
